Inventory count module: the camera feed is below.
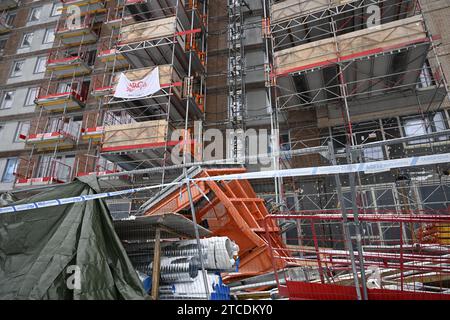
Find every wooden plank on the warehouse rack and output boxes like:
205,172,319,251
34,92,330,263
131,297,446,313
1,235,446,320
103,120,169,149
274,15,427,75
151,228,161,300
120,16,178,44
271,0,344,23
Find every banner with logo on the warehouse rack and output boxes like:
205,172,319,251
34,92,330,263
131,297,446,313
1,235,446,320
114,67,161,99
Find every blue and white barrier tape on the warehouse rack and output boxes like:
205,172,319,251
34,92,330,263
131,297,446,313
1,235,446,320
0,153,449,214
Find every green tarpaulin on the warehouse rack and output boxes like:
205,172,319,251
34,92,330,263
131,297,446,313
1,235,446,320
0,176,149,300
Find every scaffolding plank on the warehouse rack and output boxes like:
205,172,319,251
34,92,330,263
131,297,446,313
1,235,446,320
119,16,179,44
103,119,169,150
274,15,427,75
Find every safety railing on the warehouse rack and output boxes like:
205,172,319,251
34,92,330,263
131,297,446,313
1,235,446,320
265,209,450,299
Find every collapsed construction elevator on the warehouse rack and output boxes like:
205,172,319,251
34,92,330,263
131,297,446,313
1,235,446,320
7,0,450,299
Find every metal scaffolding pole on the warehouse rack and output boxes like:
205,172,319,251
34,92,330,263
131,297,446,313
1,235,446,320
328,142,363,300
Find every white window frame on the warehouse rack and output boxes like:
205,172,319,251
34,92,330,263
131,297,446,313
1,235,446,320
14,121,30,142
43,28,55,44
20,32,34,48
28,6,42,22
403,112,449,145
10,59,25,77
2,158,17,183
0,91,14,109
34,56,47,74
6,12,16,26
25,87,38,107
51,2,63,16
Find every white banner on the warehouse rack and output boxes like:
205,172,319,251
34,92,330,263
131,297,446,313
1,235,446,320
113,67,161,99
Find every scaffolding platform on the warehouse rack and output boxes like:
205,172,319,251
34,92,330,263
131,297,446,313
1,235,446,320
271,0,416,50
55,16,99,46
117,15,205,74
46,55,92,78
275,15,432,113
99,119,190,170
35,91,87,112
274,15,427,76
80,126,104,141
24,131,78,151
96,48,129,70
14,176,66,188
61,0,106,15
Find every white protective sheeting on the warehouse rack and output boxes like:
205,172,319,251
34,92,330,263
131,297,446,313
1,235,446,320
114,67,161,99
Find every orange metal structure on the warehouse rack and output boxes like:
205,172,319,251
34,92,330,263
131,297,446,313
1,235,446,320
143,168,289,279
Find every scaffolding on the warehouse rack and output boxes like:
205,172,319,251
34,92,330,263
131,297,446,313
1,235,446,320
8,0,450,300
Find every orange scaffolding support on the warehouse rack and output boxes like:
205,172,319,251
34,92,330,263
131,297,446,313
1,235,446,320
143,168,289,280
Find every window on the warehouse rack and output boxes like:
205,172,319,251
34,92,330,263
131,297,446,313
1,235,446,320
57,82,77,93
404,118,429,144
55,155,75,181
36,155,51,178
363,146,384,161
433,112,448,141
36,154,74,181
14,121,30,142
43,28,55,44
25,87,38,106
355,129,385,161
280,132,291,160
403,112,449,145
2,158,17,183
10,59,25,77
6,13,16,26
0,37,8,53
34,56,47,73
28,7,41,22
0,91,14,109
20,32,34,48
51,2,63,16
417,61,435,89
47,117,61,132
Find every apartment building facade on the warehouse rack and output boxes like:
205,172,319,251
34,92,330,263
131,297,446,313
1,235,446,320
0,0,62,191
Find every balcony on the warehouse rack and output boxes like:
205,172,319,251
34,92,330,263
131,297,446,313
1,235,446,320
0,12,12,33
15,158,73,187
100,119,179,170
96,48,129,70
61,0,105,14
23,121,80,151
0,0,19,11
274,15,433,114
46,53,92,79
104,7,135,30
271,0,417,51
35,84,88,112
80,125,104,141
117,15,205,73
55,15,98,46
75,159,131,187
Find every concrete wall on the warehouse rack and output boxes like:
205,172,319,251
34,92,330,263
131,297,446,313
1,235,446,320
0,121,26,151
0,85,38,117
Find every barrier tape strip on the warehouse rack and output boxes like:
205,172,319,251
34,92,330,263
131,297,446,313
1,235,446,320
1,153,449,214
